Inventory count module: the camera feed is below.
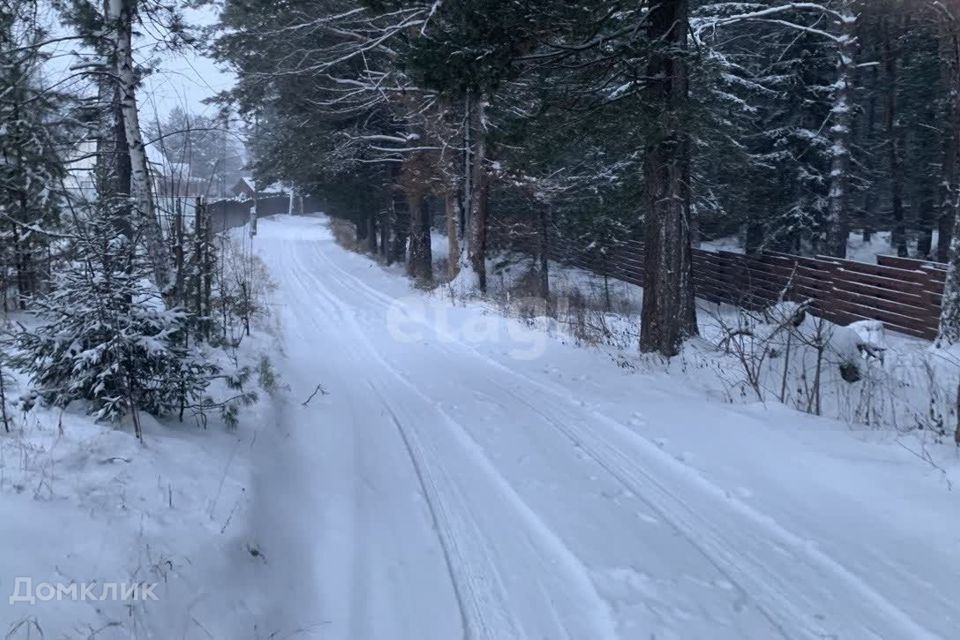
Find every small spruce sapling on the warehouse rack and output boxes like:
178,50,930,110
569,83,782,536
11,202,217,434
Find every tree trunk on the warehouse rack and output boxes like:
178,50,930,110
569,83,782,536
445,192,461,279
917,194,935,259
11,97,31,308
884,18,908,258
173,203,184,307
0,359,10,433
454,91,489,292
469,161,489,292
407,193,433,282
939,195,956,263
461,90,473,263
539,205,551,298
938,30,960,263
825,4,856,258
107,80,133,236
745,220,764,255
366,211,379,253
388,188,408,265
109,0,170,290
862,61,879,243
11,224,27,310
639,0,699,357
193,200,205,334
379,207,389,259
938,205,960,344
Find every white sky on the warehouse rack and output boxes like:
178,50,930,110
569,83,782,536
140,5,235,122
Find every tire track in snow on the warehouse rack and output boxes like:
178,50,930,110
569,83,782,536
456,368,942,640
306,228,941,640
364,374,622,640
306,241,805,637
285,236,618,640
369,381,515,640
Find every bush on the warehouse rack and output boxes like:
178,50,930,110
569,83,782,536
9,206,217,437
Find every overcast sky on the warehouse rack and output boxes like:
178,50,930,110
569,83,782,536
140,5,235,121
42,3,235,124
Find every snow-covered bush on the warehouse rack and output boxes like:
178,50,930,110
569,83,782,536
8,206,218,437
704,300,959,437
708,301,890,415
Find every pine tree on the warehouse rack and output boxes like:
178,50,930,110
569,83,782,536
639,0,699,356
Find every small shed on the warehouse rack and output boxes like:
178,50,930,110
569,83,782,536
230,177,258,200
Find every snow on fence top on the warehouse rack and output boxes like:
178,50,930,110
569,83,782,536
487,217,948,341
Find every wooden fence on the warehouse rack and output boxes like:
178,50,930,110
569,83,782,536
488,217,948,340
207,194,323,233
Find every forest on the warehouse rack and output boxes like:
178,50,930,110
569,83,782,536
1,0,960,419
0,0,264,436
213,0,960,356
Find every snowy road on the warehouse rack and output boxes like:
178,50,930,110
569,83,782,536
254,215,958,640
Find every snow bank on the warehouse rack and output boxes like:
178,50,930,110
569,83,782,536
0,329,312,639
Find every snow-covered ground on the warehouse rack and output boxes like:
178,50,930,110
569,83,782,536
3,213,956,639
700,230,943,264
244,214,957,639
0,325,314,638
475,241,959,437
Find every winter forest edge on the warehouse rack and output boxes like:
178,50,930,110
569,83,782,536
2,0,960,639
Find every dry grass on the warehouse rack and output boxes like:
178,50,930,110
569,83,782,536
484,264,641,350
328,217,360,252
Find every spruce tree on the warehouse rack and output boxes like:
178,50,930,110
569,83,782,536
0,1,65,309
11,199,218,438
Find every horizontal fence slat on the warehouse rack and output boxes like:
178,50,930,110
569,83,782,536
876,254,948,272
485,217,946,340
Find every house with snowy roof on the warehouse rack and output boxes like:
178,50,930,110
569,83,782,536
229,177,289,200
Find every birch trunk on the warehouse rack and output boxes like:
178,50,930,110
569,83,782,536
450,90,478,289
449,91,486,293
108,0,169,290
